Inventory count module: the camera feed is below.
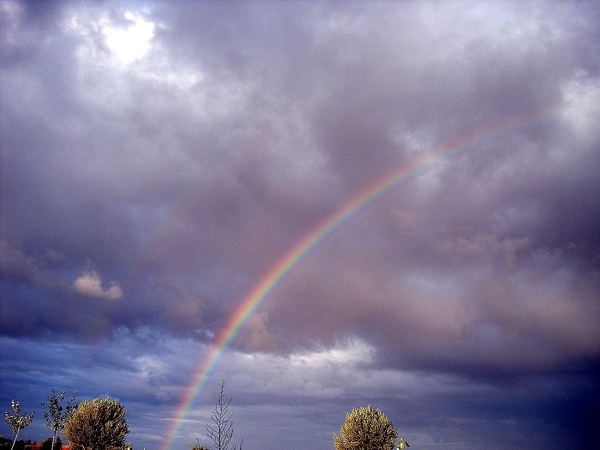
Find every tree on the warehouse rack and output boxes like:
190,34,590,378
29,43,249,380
4,400,35,450
42,436,63,450
62,397,129,450
41,388,78,450
333,405,398,450
206,381,243,450
0,436,11,450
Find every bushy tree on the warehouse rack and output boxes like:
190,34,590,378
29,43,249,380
41,389,78,450
333,405,398,450
62,397,129,450
4,400,35,450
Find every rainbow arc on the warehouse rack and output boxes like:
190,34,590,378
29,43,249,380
161,110,554,450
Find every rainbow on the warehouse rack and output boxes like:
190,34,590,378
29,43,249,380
160,110,554,450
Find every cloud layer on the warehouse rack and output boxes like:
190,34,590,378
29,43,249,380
1,1,599,449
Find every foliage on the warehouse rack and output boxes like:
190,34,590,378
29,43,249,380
41,389,78,450
42,436,63,450
0,436,10,450
192,438,210,450
63,397,129,450
4,400,35,450
206,381,243,450
0,436,20,450
333,405,398,450
0,440,27,450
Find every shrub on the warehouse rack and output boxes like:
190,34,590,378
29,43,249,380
63,397,129,450
333,405,398,450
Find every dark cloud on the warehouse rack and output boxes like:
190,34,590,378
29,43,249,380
1,1,599,449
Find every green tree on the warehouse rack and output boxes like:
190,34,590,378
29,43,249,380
333,405,398,450
4,400,35,450
41,389,78,450
206,381,243,450
62,397,129,450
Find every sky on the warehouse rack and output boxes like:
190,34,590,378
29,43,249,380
1,0,599,449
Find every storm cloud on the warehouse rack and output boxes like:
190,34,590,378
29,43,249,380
1,1,599,449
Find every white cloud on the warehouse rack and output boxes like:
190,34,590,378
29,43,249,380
74,270,123,300
560,73,600,144
102,11,155,64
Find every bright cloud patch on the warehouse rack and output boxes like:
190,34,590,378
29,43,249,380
74,270,123,300
102,12,155,63
560,73,600,142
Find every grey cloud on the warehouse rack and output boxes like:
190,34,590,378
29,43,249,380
1,1,600,449
2,0,598,363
